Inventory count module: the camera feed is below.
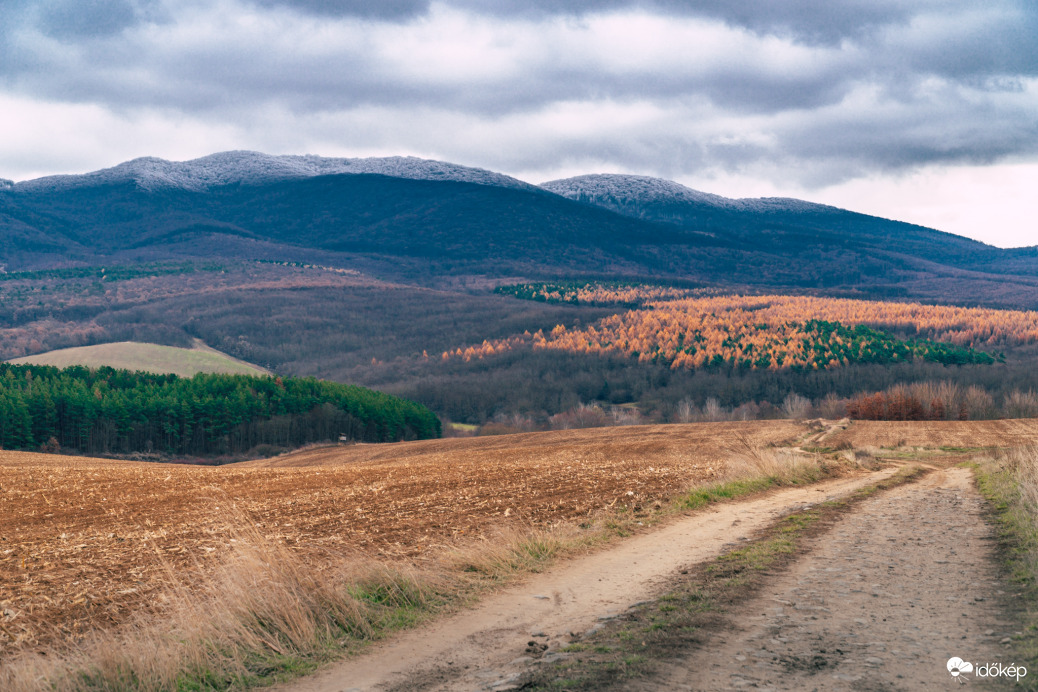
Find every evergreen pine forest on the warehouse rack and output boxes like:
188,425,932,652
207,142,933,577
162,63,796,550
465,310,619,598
0,363,441,456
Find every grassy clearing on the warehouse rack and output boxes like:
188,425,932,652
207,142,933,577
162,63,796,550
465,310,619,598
0,446,862,692
7,341,269,377
521,464,926,691
972,446,1038,677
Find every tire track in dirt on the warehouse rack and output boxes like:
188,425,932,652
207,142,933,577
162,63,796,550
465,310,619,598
278,467,901,692
641,467,1019,691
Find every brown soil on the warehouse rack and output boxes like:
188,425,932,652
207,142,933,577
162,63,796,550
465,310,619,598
4,419,1032,677
283,464,1027,692
278,467,900,692
644,467,1017,690
825,418,1038,449
0,421,797,653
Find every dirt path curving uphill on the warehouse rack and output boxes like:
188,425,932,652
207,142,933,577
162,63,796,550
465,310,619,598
279,467,902,692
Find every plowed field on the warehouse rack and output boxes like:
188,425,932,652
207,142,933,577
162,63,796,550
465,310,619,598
4,418,1036,657
0,421,797,653
825,418,1038,449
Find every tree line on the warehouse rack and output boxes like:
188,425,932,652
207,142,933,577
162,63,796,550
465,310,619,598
0,363,440,457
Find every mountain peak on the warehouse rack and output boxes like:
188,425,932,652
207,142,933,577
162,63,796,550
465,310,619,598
12,151,537,194
540,173,737,210
540,173,845,218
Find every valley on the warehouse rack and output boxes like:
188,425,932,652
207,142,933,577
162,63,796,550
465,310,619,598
4,154,1038,443
3,153,1038,690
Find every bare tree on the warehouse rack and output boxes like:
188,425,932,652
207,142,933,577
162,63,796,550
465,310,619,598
675,397,696,423
818,392,845,419
702,397,726,422
782,393,812,420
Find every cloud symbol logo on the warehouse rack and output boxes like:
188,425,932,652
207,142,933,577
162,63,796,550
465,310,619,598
947,657,974,677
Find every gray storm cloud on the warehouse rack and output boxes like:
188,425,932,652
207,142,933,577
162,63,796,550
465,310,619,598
0,0,1036,188
250,0,429,19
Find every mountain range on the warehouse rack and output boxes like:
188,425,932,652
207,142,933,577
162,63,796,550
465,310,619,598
3,151,1037,307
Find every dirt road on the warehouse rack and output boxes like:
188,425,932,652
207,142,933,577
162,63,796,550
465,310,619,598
282,464,1023,692
644,466,1018,690
280,467,901,692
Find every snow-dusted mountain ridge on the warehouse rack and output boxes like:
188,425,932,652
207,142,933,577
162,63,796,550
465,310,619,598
540,173,836,215
10,153,841,218
12,151,537,194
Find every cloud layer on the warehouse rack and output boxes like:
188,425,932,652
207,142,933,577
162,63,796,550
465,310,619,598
1,0,1036,245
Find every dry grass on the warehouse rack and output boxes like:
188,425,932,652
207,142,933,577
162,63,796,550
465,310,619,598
0,521,446,692
972,446,1038,675
445,524,578,582
722,439,827,486
1006,447,1038,513
6,341,269,377
676,440,855,512
0,430,837,692
979,446,1038,580
0,510,660,691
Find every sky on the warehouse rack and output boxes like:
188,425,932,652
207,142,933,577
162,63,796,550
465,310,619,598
1,0,1036,248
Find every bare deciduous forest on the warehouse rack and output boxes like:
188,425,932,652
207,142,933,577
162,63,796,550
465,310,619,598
3,264,1038,440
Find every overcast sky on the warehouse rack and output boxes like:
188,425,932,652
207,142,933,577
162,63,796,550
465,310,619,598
2,0,1036,247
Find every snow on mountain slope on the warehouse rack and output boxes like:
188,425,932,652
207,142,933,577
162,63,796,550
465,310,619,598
11,151,537,194
540,173,838,216
7,154,857,220
541,174,736,209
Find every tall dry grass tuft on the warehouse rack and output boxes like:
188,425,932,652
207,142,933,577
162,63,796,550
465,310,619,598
677,440,844,511
1005,446,1038,513
445,523,578,582
0,520,444,692
976,445,1038,587
974,445,1038,671
723,445,825,486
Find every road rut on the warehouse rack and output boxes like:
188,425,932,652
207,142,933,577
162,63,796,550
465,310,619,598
641,467,1018,690
280,468,901,692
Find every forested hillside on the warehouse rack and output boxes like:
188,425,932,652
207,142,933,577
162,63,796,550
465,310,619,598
0,364,440,456
5,154,1038,308
446,292,1019,370
5,152,1038,436
5,263,1038,430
